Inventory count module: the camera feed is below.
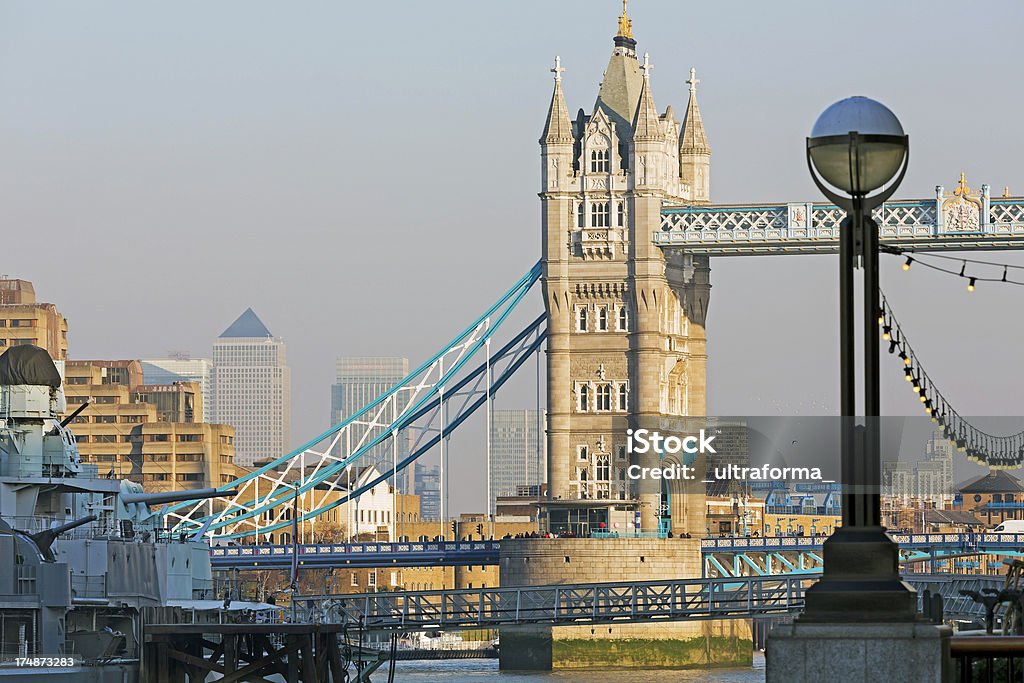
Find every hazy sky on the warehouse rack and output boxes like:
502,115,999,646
3,1,1023,513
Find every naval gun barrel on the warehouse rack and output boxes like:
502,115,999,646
120,488,237,506
58,400,91,429
28,514,98,561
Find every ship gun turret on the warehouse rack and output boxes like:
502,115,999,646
117,481,238,538
119,487,234,506
24,514,98,561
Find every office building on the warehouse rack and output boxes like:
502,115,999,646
414,462,441,521
0,277,68,360
141,356,214,422
212,308,290,467
64,360,240,492
331,357,410,491
489,409,546,514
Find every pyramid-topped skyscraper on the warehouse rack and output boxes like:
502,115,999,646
212,308,291,467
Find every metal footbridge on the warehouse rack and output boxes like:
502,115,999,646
292,573,1001,632
657,178,1024,256
211,533,1024,572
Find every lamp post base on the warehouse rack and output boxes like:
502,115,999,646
766,621,952,683
801,526,919,621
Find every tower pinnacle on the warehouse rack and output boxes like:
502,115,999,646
541,56,573,145
617,0,633,40
641,52,653,81
632,52,662,141
687,67,700,94
551,55,565,83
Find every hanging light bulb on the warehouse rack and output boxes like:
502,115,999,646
903,256,913,271
967,277,976,292
877,309,885,326
882,325,892,341
888,340,898,354
919,393,927,403
904,367,914,381
912,377,921,392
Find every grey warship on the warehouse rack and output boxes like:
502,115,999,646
0,345,225,682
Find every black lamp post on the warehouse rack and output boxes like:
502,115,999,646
803,96,917,621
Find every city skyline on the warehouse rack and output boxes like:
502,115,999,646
4,1,1023,515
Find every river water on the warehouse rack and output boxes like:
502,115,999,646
389,655,766,682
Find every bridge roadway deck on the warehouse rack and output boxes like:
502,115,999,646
211,533,1024,570
291,573,998,632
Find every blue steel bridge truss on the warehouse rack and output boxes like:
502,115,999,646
165,263,544,540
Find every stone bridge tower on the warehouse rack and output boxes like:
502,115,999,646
540,6,712,535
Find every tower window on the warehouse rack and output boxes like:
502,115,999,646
617,305,628,331
590,149,610,173
596,384,611,411
576,306,588,332
577,384,590,412
578,202,585,228
596,457,610,482
617,201,625,227
578,445,589,460
591,201,610,227
618,383,629,411
597,305,609,331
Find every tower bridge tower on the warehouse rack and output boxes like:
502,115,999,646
540,5,711,535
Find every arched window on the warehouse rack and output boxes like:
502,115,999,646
596,384,611,411
617,306,628,331
576,306,588,332
597,306,609,331
618,384,628,411
591,201,610,227
578,201,585,228
596,457,610,481
578,384,590,412
617,201,625,227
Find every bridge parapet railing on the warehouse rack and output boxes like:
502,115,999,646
294,575,814,630
210,540,500,559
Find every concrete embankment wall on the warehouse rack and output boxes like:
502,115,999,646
498,538,752,670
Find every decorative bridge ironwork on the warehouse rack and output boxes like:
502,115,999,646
210,540,500,570
657,177,1024,255
701,533,1024,578
291,573,995,631
211,534,1024,571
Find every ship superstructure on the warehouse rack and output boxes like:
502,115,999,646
0,345,223,681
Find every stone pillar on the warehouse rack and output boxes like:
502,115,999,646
542,196,572,503
629,191,668,532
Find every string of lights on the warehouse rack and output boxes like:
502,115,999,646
879,292,1024,468
882,245,1024,290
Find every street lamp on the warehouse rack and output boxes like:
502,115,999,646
803,96,916,621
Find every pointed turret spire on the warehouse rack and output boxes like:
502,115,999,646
632,53,662,141
680,67,710,155
617,0,633,40
541,56,573,145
